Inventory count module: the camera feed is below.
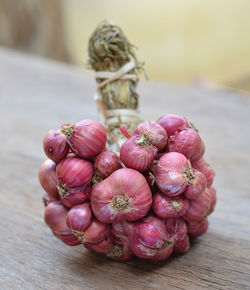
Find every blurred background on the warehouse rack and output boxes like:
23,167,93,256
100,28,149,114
1,0,250,92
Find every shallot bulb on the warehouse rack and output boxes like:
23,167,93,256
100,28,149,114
184,169,207,200
208,187,217,215
86,228,134,260
84,235,115,254
168,129,205,163
66,203,92,239
132,121,168,151
39,159,58,199
157,114,190,136
61,119,107,158
91,168,152,223
44,201,80,246
193,158,215,187
127,215,174,261
67,214,109,244
187,218,209,239
183,188,211,222
44,201,68,233
106,238,134,261
156,152,196,197
56,157,93,194
92,151,122,185
60,186,91,208
111,221,129,241
174,235,190,253
152,192,189,218
165,218,187,242
81,218,110,244
120,135,157,172
43,128,69,163
87,219,134,260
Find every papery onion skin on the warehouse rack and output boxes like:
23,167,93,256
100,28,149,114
185,169,207,200
66,203,92,233
192,158,215,187
165,218,187,242
94,151,122,179
156,152,195,197
56,157,93,188
127,215,174,261
187,218,209,239
144,161,158,193
39,159,59,199
157,114,190,136
168,129,205,163
132,121,168,151
144,171,158,194
61,119,107,158
43,128,69,163
120,135,157,172
174,235,190,253
91,168,152,223
59,186,91,208
153,192,189,218
183,188,211,222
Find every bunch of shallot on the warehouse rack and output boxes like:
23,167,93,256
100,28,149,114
39,114,216,261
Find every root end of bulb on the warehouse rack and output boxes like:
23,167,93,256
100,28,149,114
72,230,85,242
57,182,68,198
107,243,123,259
183,166,196,185
171,201,181,210
92,170,103,186
111,195,129,212
136,132,152,147
61,124,75,139
162,238,174,249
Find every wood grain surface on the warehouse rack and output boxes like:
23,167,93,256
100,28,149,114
0,47,250,290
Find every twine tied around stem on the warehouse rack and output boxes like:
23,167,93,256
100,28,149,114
94,61,139,120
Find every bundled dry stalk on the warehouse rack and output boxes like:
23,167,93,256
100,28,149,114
88,20,144,152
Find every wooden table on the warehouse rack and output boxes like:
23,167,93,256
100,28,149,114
1,47,250,290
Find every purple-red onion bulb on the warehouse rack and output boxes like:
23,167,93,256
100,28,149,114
43,128,69,163
91,168,152,223
156,152,196,197
61,119,107,158
153,192,189,218
168,129,205,163
39,159,59,199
